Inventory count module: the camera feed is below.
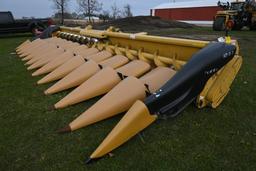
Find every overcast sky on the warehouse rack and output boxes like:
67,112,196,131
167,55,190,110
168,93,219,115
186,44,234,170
0,0,190,19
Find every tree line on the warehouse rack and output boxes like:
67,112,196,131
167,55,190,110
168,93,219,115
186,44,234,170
51,0,133,24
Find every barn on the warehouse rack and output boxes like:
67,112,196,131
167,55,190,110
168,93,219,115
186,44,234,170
151,0,229,25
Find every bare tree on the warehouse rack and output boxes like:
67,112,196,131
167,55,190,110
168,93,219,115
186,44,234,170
76,0,102,22
51,0,69,25
111,3,121,20
99,10,110,22
122,4,133,18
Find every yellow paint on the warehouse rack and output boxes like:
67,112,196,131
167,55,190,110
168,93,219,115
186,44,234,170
36,47,101,84
18,26,243,110
16,39,31,51
90,100,156,159
54,67,121,109
24,46,57,65
27,48,65,71
58,26,208,67
66,67,175,132
54,60,150,109
18,39,45,56
24,43,61,64
86,50,112,62
99,55,129,69
32,51,76,76
37,55,85,84
140,67,176,93
45,60,101,95
45,55,129,95
197,55,242,108
32,45,97,76
21,40,50,60
69,77,146,131
225,36,231,44
15,26,244,160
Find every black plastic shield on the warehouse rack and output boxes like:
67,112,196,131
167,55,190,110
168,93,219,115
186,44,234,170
144,42,236,118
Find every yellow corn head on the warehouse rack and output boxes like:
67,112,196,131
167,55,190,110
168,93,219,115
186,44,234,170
16,25,242,163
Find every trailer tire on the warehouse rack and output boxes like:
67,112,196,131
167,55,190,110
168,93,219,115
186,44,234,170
249,23,256,30
213,17,226,31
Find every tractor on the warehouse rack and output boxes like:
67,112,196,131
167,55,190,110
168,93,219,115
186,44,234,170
213,0,256,31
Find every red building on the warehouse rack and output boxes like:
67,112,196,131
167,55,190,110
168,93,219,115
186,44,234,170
151,0,227,25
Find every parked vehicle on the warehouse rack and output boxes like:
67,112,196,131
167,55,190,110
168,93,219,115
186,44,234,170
0,11,53,35
213,0,256,31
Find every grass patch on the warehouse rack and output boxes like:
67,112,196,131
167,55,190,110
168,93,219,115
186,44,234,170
0,28,256,170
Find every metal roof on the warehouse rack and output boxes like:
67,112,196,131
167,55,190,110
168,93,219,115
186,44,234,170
152,0,235,10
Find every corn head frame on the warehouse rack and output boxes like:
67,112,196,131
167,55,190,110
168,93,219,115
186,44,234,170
16,25,242,163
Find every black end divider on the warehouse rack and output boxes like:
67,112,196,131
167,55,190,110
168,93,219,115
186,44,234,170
144,42,236,118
